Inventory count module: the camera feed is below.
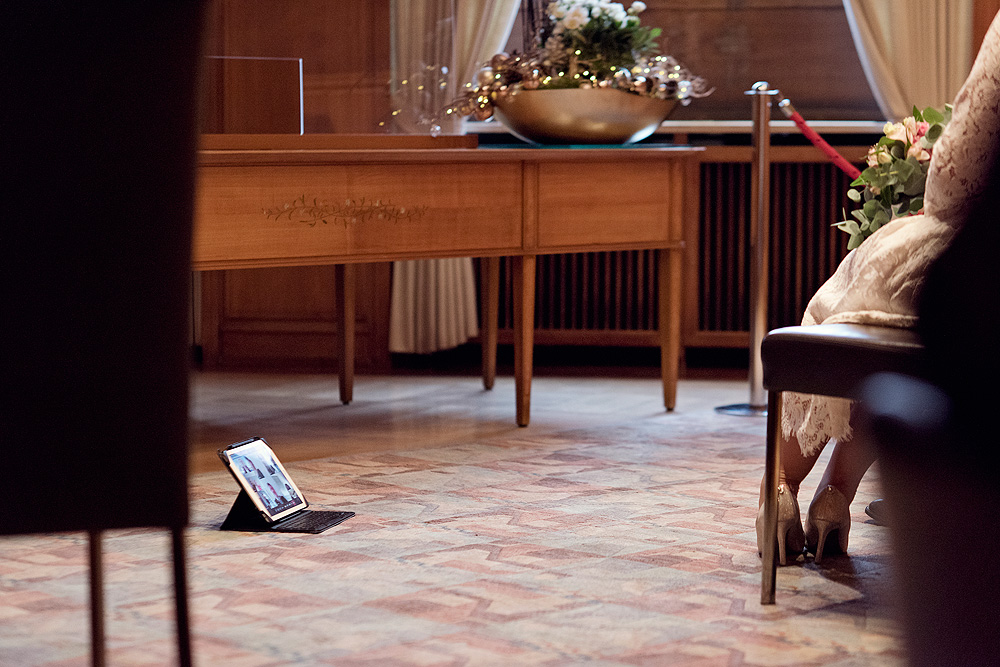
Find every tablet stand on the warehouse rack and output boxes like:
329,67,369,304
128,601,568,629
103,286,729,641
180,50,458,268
220,489,273,532
220,489,355,533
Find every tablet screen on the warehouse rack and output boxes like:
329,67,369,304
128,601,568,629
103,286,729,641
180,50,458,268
218,438,307,522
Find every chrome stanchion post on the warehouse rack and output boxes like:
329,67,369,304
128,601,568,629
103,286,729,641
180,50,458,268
717,81,779,416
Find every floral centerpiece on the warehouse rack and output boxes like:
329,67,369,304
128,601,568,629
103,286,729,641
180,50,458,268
447,1,710,141
836,105,951,249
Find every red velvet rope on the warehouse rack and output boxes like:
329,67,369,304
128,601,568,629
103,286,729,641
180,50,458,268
781,104,862,180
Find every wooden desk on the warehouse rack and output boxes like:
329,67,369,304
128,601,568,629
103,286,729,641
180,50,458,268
194,135,699,426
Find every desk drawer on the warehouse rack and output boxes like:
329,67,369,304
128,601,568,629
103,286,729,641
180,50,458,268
535,159,684,252
194,162,523,269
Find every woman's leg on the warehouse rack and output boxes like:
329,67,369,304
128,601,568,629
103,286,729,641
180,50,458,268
759,432,824,505
781,433,824,495
813,433,877,504
804,431,878,560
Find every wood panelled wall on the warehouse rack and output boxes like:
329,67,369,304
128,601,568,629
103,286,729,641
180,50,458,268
197,0,978,370
200,0,393,371
644,0,880,121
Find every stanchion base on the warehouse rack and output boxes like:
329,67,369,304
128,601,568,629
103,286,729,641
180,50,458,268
715,403,768,417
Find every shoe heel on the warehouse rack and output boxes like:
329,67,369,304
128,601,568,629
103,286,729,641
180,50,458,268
806,485,851,563
776,519,791,566
756,483,804,566
811,518,834,563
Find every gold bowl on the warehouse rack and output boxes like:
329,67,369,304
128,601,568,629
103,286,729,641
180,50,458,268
492,87,677,145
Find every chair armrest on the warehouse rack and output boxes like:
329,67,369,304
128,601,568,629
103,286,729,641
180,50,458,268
762,324,925,399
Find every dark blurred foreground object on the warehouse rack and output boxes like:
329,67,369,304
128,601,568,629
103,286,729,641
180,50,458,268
856,149,1000,667
2,3,207,665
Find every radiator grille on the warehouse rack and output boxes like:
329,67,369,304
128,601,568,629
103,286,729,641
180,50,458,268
700,161,854,332
497,250,660,333
496,161,855,342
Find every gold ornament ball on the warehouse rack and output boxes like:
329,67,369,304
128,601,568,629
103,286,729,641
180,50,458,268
490,52,510,69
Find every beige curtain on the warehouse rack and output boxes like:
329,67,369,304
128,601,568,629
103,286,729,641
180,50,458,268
843,0,974,120
388,0,519,354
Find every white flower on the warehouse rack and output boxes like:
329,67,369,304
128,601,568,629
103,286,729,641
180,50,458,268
883,121,907,143
629,1,646,14
562,6,589,30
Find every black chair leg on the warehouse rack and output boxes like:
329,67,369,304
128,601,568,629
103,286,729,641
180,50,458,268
89,528,191,666
89,530,105,667
761,391,782,604
172,526,193,667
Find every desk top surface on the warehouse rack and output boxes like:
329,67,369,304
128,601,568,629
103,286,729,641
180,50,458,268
198,134,703,166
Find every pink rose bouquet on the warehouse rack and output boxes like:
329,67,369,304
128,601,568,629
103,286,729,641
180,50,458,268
837,105,951,249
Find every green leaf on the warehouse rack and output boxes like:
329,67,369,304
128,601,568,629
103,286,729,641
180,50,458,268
901,171,926,197
925,124,943,142
921,106,944,124
860,166,880,182
862,198,881,219
909,197,923,213
837,219,861,235
894,157,917,181
847,188,862,202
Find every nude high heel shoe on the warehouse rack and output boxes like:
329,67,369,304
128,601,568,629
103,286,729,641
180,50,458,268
756,484,805,565
806,485,851,563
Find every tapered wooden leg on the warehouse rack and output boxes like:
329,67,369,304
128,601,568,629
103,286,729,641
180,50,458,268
512,254,535,427
198,270,223,368
335,264,355,405
88,530,105,667
172,527,193,667
480,257,500,391
658,248,682,411
761,390,783,604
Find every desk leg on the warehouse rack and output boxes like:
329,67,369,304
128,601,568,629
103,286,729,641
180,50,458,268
658,248,682,411
513,254,535,427
335,264,355,405
480,257,499,391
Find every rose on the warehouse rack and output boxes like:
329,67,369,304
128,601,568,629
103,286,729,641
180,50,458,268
883,121,907,143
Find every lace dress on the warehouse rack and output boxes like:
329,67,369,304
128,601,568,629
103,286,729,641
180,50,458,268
782,13,1000,456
